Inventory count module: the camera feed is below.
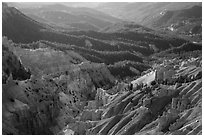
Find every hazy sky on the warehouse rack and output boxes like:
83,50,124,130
7,2,102,8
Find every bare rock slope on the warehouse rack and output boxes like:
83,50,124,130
60,55,201,135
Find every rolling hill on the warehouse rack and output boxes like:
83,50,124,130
17,4,122,31
2,3,200,79
147,5,202,42
96,2,202,42
96,2,201,23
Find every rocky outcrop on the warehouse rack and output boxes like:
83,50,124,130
2,45,116,135
2,76,61,134
81,56,202,135
80,109,103,121
2,37,31,83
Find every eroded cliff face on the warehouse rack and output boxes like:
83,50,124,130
84,56,201,135
2,58,116,135
2,76,61,134
2,41,201,135
58,56,201,135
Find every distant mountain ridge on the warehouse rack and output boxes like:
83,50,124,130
17,3,122,31
96,2,202,42
96,2,201,23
